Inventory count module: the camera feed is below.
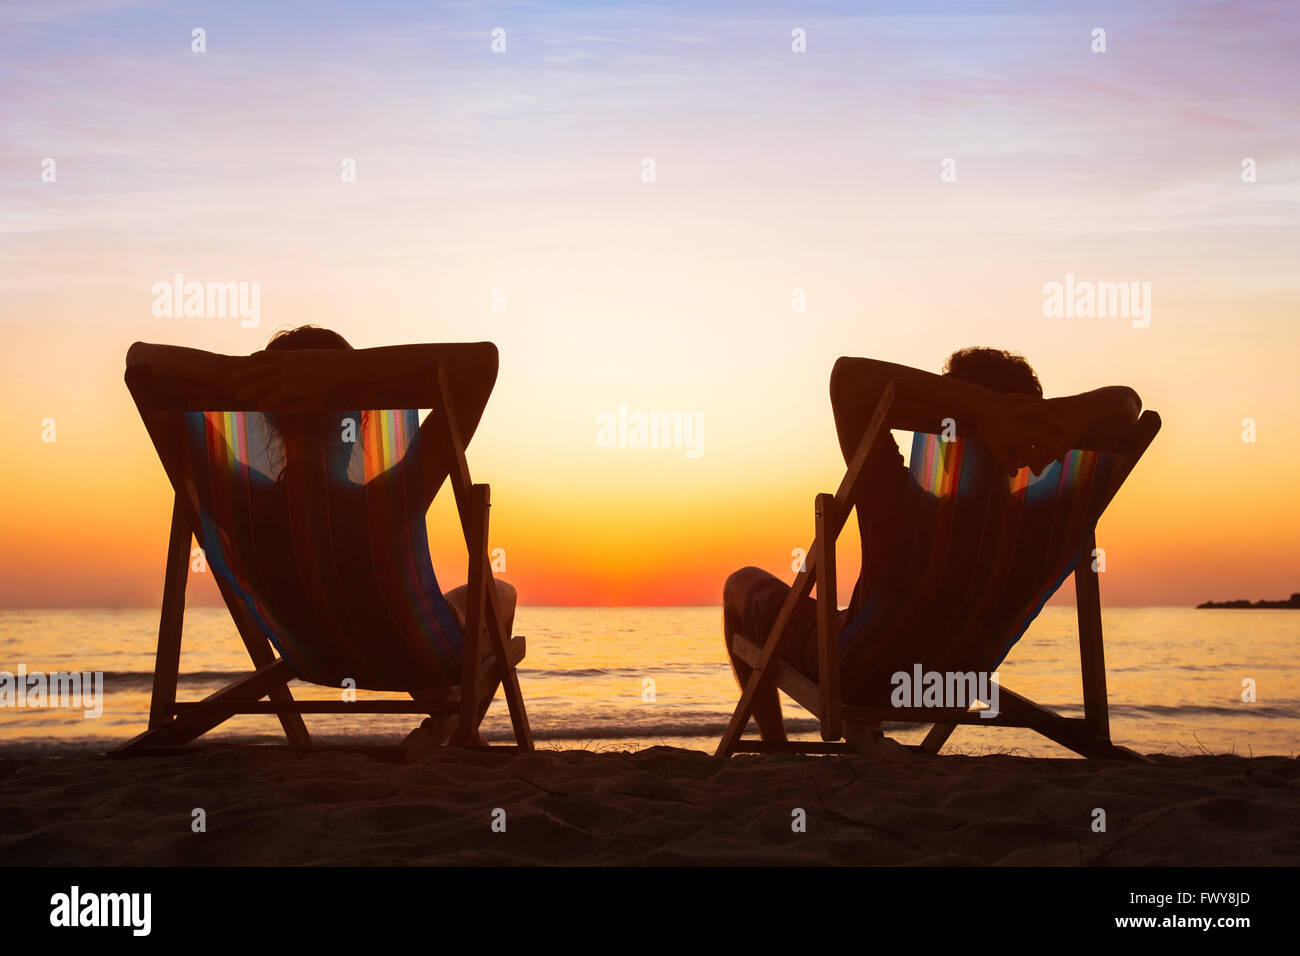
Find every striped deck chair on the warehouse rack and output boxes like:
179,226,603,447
717,383,1160,760
115,351,533,758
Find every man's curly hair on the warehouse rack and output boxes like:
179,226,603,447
942,347,1042,397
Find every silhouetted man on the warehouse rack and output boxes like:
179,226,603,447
722,348,1142,752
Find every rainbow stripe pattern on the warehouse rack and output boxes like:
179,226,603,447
837,431,1116,705
172,407,464,690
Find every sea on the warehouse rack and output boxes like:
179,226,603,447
0,607,1295,757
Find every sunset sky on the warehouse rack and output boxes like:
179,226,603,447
2,0,1297,608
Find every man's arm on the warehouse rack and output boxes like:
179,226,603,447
1042,387,1142,435
830,357,1004,435
1007,385,1142,463
829,357,1143,476
830,357,1032,475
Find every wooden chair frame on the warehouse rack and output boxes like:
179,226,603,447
717,383,1161,761
113,362,533,760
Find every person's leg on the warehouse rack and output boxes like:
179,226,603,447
492,579,518,637
443,583,468,630
842,720,910,763
439,579,517,745
723,567,789,742
403,685,455,757
473,579,516,726
834,608,910,761
405,582,466,752
442,579,516,635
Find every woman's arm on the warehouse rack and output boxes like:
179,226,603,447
126,342,243,390
128,341,500,444
230,342,500,508
327,343,498,447
228,342,498,442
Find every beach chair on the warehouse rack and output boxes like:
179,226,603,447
717,383,1160,760
114,349,533,759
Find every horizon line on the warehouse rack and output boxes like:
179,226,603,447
0,603,1219,612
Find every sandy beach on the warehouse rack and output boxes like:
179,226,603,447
1,747,1296,866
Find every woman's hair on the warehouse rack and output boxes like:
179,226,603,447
943,347,1043,397
260,325,359,482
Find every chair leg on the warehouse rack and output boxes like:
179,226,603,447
141,495,309,748
455,485,489,745
997,684,1145,761
457,483,533,751
114,658,300,753
470,642,530,750
920,722,957,754
814,493,842,742
199,558,312,747
499,666,534,751
230,628,310,747
1075,534,1111,742
480,532,533,749
489,609,534,751
148,496,190,730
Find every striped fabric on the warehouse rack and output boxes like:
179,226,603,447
168,407,463,690
837,432,1118,705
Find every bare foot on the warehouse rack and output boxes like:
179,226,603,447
445,720,482,748
402,715,453,760
842,722,912,765
403,714,488,757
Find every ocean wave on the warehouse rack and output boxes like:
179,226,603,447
82,663,731,690
2,699,1296,756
